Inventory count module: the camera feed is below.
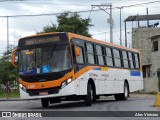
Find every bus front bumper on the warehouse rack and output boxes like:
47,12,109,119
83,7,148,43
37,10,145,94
19,80,78,99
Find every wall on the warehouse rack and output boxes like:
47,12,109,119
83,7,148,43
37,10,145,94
132,27,160,92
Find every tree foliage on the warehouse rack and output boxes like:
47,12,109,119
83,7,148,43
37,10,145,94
0,45,18,85
39,12,93,37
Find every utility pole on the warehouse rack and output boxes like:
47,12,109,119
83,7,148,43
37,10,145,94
7,16,9,51
109,3,113,44
91,3,113,43
146,8,149,27
118,7,123,46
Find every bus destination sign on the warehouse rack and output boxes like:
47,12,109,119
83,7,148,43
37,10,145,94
25,36,60,45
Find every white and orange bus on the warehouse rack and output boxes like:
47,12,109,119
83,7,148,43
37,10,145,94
12,32,143,107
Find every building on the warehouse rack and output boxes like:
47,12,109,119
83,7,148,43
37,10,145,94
125,14,160,93
132,28,160,92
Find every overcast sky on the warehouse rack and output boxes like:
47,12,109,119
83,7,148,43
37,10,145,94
0,0,160,54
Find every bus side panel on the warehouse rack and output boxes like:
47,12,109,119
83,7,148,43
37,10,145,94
118,69,130,93
78,72,87,95
61,80,80,95
128,72,143,92
105,68,121,94
118,69,143,93
78,70,101,95
76,68,143,96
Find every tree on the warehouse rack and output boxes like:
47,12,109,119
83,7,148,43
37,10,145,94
0,45,18,86
39,12,93,37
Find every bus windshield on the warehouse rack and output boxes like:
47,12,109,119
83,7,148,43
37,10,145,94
19,45,72,75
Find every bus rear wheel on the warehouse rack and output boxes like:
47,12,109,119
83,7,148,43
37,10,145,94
85,84,94,106
41,98,49,107
114,82,129,100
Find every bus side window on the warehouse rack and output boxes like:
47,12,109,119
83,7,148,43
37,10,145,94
105,47,113,66
86,43,95,64
122,51,129,68
134,53,140,69
96,45,104,65
76,46,84,64
113,49,121,67
128,52,134,69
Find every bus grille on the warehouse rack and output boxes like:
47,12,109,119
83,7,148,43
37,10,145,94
27,87,60,96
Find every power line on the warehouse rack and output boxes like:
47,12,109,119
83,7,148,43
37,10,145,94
0,0,25,2
0,0,160,50
4,1,90,6
114,0,160,8
0,0,159,18
0,9,101,18
92,3,113,43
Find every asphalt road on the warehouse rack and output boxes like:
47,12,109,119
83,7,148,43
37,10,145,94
0,94,159,120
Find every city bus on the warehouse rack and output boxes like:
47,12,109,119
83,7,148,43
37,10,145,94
12,32,143,107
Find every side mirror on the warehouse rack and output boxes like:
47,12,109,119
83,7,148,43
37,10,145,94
12,48,18,68
75,46,80,57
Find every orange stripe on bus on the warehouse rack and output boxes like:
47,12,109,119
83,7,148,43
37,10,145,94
73,66,142,80
73,66,108,79
19,70,74,90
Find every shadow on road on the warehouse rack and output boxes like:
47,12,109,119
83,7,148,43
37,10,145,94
32,99,116,110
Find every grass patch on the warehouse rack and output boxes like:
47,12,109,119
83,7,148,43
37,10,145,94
146,91,157,95
0,89,20,98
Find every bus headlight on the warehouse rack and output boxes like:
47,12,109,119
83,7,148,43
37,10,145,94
19,84,27,92
61,78,72,88
19,84,23,88
67,78,72,83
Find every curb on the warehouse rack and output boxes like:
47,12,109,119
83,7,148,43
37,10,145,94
0,94,155,101
0,98,39,101
130,94,156,98
0,98,23,101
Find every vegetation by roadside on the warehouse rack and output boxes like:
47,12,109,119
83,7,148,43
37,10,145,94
147,92,157,95
0,90,20,98
131,91,157,95
157,68,160,91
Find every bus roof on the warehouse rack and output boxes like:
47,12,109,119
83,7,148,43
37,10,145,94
68,32,139,53
20,32,139,53
20,32,61,39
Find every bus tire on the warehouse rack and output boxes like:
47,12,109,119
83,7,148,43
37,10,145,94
41,98,49,107
114,82,129,100
123,82,129,100
85,84,93,106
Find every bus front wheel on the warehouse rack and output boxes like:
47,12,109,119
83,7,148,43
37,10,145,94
85,84,93,106
41,98,49,107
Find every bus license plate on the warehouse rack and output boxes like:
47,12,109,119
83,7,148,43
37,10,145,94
39,91,48,95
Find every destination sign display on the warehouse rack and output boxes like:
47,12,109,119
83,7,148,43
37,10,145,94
25,36,60,45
